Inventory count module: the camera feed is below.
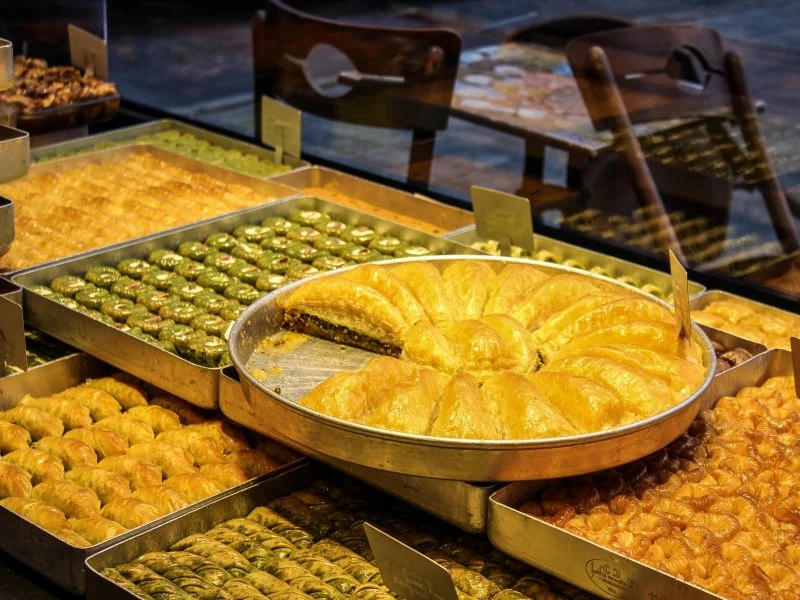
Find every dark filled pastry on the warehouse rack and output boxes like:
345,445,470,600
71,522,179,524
1,55,117,114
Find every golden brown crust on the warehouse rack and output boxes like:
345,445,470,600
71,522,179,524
289,261,708,440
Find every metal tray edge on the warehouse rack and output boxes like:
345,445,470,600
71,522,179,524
219,366,493,534
271,165,475,234
444,225,706,298
85,461,319,599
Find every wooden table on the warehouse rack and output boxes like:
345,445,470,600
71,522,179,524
447,42,764,196
450,42,616,193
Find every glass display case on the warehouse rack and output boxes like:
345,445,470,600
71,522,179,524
98,0,800,307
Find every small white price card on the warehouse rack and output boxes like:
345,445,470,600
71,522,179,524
470,185,533,254
669,250,692,347
68,24,109,80
365,522,458,600
261,96,301,165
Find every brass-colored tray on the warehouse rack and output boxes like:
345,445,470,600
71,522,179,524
228,255,716,482
446,225,706,299
487,349,792,600
0,353,302,594
2,144,298,273
219,366,496,533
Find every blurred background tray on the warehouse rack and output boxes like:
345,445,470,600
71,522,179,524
219,366,496,533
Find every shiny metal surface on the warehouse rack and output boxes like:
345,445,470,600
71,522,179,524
13,196,473,407
446,225,706,299
0,39,11,92
0,196,13,257
0,125,30,182
272,166,474,235
85,462,318,600
229,255,717,482
30,118,307,172
219,367,495,532
690,289,800,349
487,349,792,600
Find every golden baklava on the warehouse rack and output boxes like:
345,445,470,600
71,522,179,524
280,260,709,440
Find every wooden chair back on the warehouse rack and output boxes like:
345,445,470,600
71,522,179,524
566,24,798,256
253,1,461,132
507,13,633,49
567,25,730,130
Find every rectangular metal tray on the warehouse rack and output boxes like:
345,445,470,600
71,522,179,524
85,461,326,600
30,118,307,172
13,195,476,408
446,225,706,299
3,144,299,274
0,124,29,182
487,349,793,600
699,323,767,372
689,289,800,349
0,353,303,595
219,366,495,533
271,166,474,235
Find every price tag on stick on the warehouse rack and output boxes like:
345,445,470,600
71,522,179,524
0,294,27,373
669,250,692,354
261,96,301,166
470,186,533,254
791,337,800,399
365,523,458,600
68,24,108,81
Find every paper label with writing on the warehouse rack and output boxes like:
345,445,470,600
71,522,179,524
68,25,109,80
791,337,800,399
669,250,691,347
261,96,301,164
364,522,458,600
0,294,26,372
470,186,533,253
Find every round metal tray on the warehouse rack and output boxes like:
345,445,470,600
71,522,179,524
229,256,716,482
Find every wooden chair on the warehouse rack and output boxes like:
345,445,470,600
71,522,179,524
505,14,634,194
566,24,799,262
252,1,462,187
